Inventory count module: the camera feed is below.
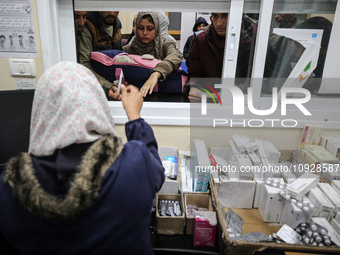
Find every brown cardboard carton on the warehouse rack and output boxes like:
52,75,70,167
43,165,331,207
185,193,213,235
209,175,340,255
156,194,185,235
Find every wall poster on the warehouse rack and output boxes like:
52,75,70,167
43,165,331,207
0,0,37,58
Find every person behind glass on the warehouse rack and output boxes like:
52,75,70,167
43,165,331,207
157,12,177,44
275,13,299,28
123,12,183,97
183,16,208,60
78,11,123,100
74,11,87,62
0,62,165,254
185,13,257,101
126,13,138,44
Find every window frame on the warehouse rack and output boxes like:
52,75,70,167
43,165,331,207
36,0,340,128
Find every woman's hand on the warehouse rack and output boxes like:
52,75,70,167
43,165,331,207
108,85,122,101
121,84,143,121
140,71,161,97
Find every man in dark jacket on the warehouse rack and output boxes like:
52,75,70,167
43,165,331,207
186,13,257,101
78,11,123,100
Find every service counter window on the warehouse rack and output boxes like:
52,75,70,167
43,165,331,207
36,0,340,128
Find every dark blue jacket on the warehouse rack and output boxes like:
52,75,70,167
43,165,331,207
0,118,164,255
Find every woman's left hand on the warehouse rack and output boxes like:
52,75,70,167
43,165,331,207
140,72,161,97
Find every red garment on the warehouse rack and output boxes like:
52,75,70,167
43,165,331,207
188,18,257,79
188,25,225,78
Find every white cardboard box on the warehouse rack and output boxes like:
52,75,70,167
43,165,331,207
318,182,340,216
286,172,319,200
326,140,340,160
232,134,247,153
332,180,340,195
253,177,264,209
308,187,335,221
312,217,340,246
218,179,256,209
280,201,312,229
258,184,285,223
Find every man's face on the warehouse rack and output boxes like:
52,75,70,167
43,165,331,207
99,11,119,25
75,11,87,32
274,14,295,26
210,13,228,36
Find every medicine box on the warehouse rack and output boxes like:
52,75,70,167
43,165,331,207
253,178,263,208
312,217,340,246
263,140,281,163
156,194,185,235
321,165,340,184
304,145,339,164
308,187,335,221
255,139,267,159
286,172,319,200
241,135,258,153
218,179,256,209
185,193,213,235
193,211,217,247
232,134,246,153
280,201,312,229
258,184,285,223
318,182,340,215
332,180,340,195
299,125,323,149
194,139,211,192
234,154,253,180
326,140,340,160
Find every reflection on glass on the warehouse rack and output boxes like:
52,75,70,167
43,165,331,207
262,12,333,96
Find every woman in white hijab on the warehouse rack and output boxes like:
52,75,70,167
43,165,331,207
0,61,164,254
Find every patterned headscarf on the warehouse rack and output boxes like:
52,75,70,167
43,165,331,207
129,12,164,59
29,61,117,156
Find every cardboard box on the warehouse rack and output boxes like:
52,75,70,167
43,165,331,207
299,125,323,149
156,194,185,235
304,145,339,164
312,217,340,246
307,187,335,221
280,200,312,229
286,172,319,200
326,140,340,160
258,184,285,223
185,193,213,235
209,178,340,255
217,179,256,209
318,182,340,216
193,211,217,247
321,165,340,184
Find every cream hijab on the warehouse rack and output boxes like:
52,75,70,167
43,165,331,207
29,61,117,156
129,12,165,60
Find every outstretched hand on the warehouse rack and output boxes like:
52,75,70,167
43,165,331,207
121,84,143,121
140,71,161,97
108,85,122,101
